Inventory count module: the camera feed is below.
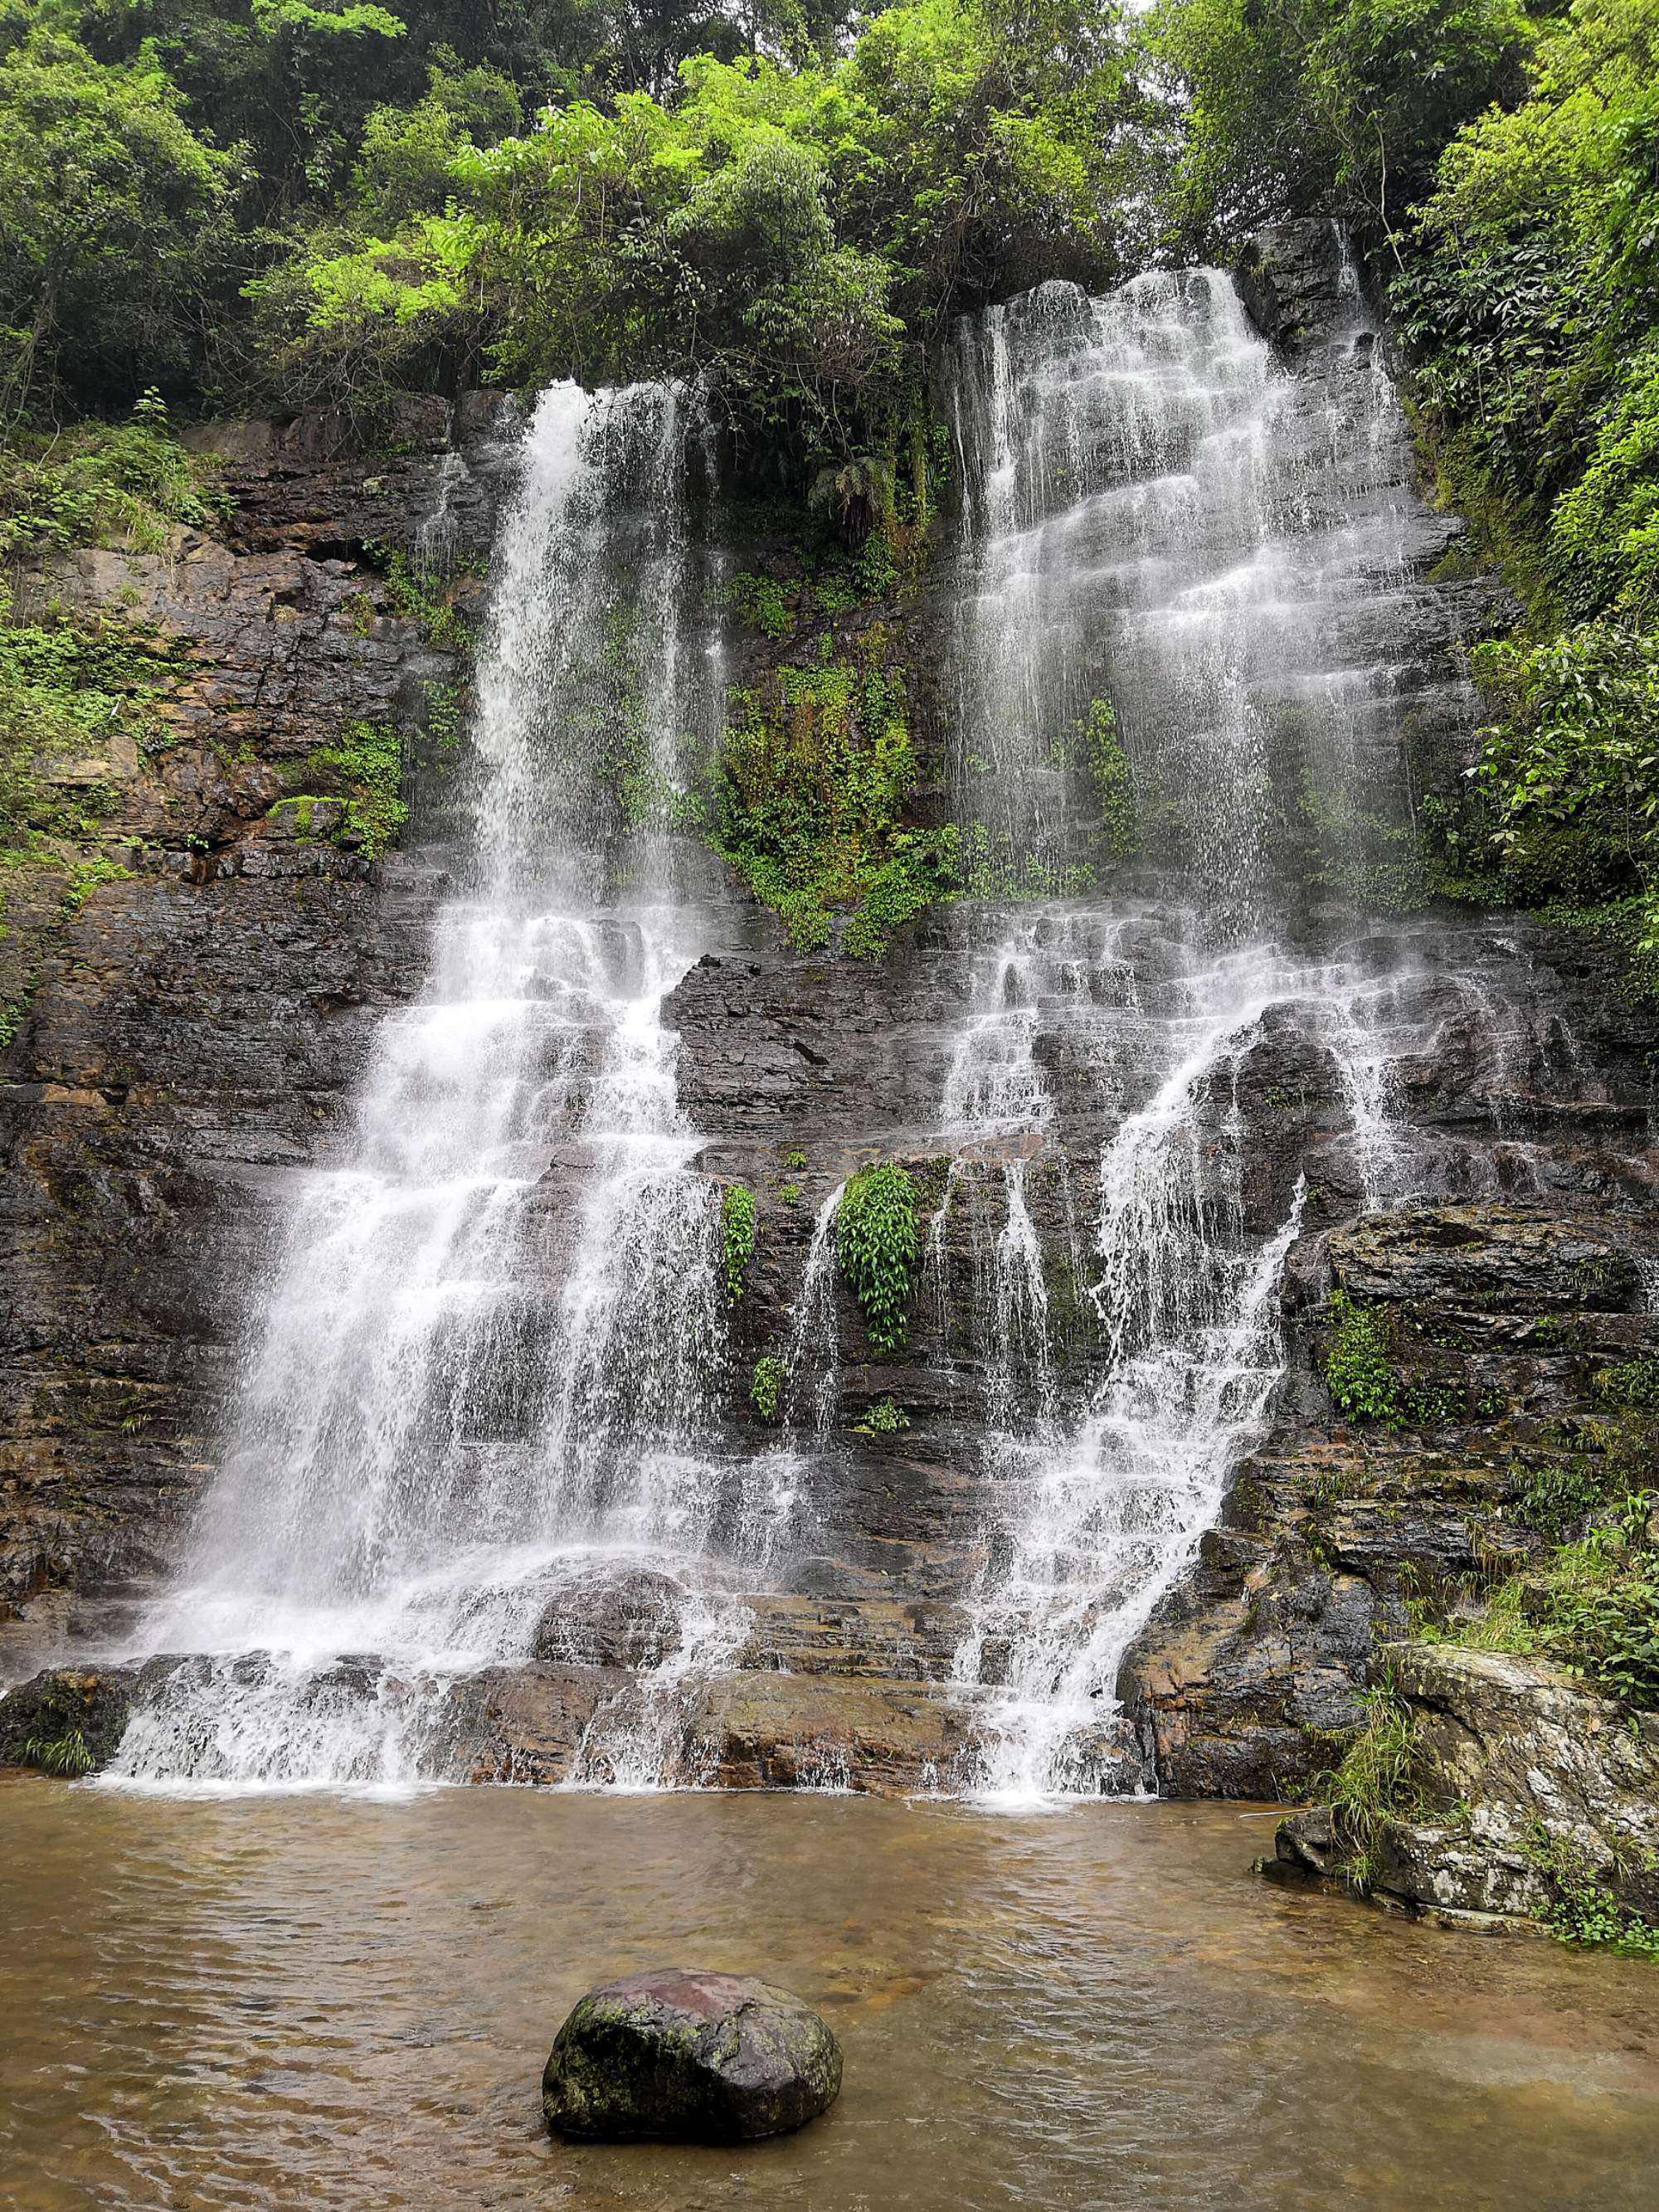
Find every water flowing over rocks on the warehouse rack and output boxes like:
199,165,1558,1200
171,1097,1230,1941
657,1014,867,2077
542,1971,843,2142
1121,1194,1659,1799
1,395,507,1655
2,229,1655,1850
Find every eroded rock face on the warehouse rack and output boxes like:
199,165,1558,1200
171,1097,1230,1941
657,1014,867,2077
1121,1201,1659,1799
1234,218,1347,360
1263,1644,1659,1930
0,399,507,1661
542,1970,842,2142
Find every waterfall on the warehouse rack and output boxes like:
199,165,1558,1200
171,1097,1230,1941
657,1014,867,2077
110,383,742,1788
940,264,1454,1799
95,250,1561,1802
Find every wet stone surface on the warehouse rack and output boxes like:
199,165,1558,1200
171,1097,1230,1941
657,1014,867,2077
542,1968,843,2143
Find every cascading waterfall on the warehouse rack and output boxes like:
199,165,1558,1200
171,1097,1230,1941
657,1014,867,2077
91,244,1584,1805
940,259,1464,1798
111,382,744,1788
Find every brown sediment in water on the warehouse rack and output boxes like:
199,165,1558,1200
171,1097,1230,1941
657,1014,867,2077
2,1781,1655,2210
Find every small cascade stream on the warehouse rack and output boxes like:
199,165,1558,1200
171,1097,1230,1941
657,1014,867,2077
112,383,749,1788
936,260,1484,1796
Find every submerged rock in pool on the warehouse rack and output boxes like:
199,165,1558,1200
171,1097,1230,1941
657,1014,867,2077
542,1969,842,2142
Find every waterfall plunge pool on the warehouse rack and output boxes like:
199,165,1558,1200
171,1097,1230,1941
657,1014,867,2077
4,1778,1656,2210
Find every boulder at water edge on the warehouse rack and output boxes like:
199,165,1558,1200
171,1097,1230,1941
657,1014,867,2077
542,1969,843,2142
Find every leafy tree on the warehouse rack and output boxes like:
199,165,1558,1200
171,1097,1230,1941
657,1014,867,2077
0,11,232,417
260,0,1151,463
1143,0,1530,254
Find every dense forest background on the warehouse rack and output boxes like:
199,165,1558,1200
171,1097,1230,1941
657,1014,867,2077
2,0,1657,975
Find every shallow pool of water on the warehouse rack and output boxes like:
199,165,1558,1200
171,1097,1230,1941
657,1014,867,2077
3,1779,1656,2210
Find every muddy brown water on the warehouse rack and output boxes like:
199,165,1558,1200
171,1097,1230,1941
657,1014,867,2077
2,1778,1656,2210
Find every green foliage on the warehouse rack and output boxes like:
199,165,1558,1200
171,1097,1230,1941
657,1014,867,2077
1315,1680,1424,1893
283,718,406,856
1599,1357,1659,1412
1142,0,1530,251
721,1182,757,1304
855,1394,908,1434
834,1161,919,1353
0,590,177,985
1376,0,1659,960
1468,625,1659,907
723,571,795,639
750,1353,786,1422
1442,1483,1659,1708
713,637,958,955
0,406,221,559
1519,1459,1613,1544
1078,697,1137,859
956,820,1096,903
1323,1292,1401,1423
16,1727,95,1777
1525,1829,1659,1958
0,12,234,416
420,677,466,752
366,542,475,653
1541,1538,1659,1708
258,0,1156,463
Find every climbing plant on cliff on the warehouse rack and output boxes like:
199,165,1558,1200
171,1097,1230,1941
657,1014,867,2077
834,1162,920,1353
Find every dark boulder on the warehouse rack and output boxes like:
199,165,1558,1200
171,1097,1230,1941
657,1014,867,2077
542,1968,843,2142
0,1665,140,1773
530,1570,686,1669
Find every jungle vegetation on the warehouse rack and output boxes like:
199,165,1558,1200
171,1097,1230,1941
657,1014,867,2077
1,0,1657,952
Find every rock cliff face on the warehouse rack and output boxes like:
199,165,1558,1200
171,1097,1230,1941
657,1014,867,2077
2,233,1655,1849
0,398,509,1654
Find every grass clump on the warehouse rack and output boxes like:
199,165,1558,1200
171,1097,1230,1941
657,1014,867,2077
1428,1495,1659,1711
17,1728,95,1778
1315,1680,1425,1894
834,1163,919,1354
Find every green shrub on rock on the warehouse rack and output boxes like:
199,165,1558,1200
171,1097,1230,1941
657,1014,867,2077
834,1164,919,1354
722,1184,757,1305
750,1354,785,1422
1322,1292,1400,1423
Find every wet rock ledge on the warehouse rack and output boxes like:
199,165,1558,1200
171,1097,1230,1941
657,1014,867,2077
1263,1643,1659,1934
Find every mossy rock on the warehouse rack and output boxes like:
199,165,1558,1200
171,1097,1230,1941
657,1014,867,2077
542,1968,842,2142
0,1666,137,1774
